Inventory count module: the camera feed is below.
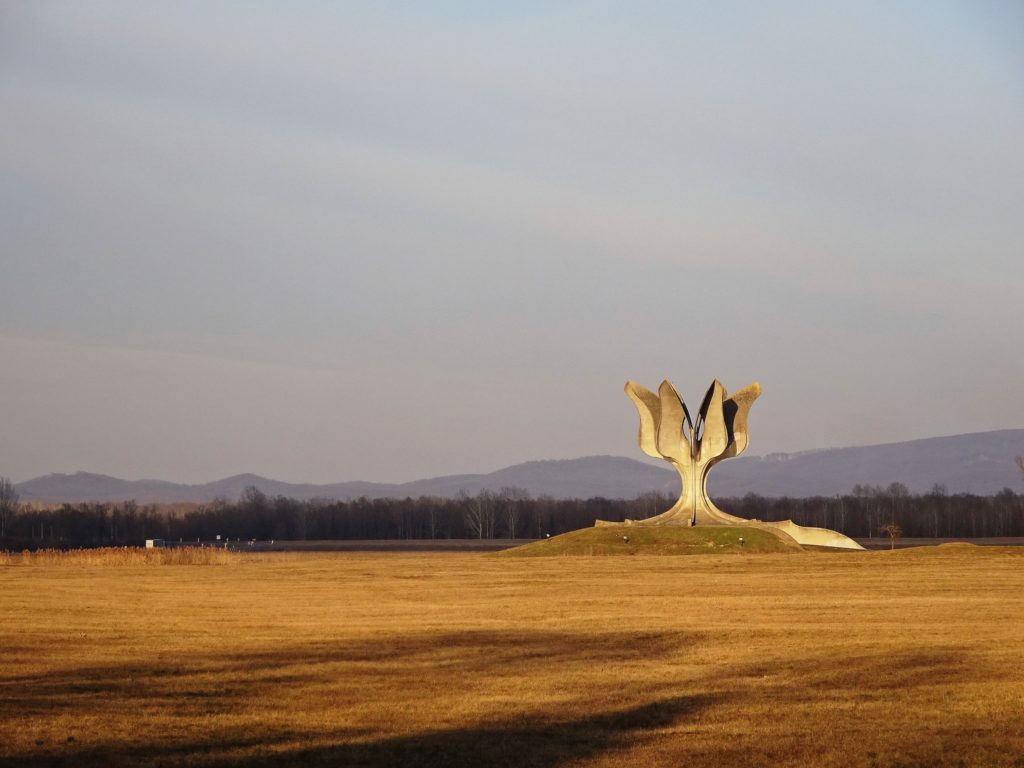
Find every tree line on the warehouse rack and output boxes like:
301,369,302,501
1,478,1023,549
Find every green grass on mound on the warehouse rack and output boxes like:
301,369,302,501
498,525,802,557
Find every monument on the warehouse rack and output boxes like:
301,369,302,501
599,378,864,550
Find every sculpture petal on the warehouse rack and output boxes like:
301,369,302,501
624,380,663,459
721,382,761,458
696,379,729,461
656,380,690,462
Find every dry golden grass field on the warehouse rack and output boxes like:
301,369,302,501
2,545,1024,768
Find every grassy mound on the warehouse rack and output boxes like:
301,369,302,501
880,542,1024,558
498,525,802,557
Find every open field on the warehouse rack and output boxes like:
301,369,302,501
2,547,1024,767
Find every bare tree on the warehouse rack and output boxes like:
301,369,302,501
480,490,498,539
886,482,909,525
426,503,437,540
0,477,19,538
880,523,902,550
458,490,481,539
927,484,947,538
530,495,555,538
239,485,268,509
1016,456,1024,478
460,490,497,539
499,486,530,539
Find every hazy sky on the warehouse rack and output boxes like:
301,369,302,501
2,1,1022,484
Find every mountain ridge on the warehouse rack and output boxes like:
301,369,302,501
13,429,1024,504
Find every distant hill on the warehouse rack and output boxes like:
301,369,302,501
14,429,1024,504
710,429,1024,497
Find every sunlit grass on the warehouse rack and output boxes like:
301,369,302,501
0,546,237,566
2,547,1023,766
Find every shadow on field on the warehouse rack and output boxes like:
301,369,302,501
0,629,691,718
0,693,717,768
0,630,705,767
209,694,717,768
731,645,994,693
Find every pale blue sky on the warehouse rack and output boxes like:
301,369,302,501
1,1,1022,483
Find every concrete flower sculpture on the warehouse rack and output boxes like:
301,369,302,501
624,378,760,527
605,378,863,550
